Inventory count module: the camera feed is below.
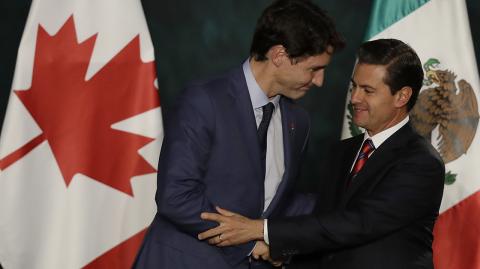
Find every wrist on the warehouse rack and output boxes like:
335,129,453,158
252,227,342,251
253,219,264,240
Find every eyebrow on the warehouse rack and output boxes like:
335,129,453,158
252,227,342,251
350,79,375,89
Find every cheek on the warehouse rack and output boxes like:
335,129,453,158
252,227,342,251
292,75,311,88
287,75,308,88
300,72,313,82
372,101,393,119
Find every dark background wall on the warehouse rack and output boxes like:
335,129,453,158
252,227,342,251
1,0,479,189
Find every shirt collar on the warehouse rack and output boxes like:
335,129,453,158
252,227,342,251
363,116,409,149
242,59,280,110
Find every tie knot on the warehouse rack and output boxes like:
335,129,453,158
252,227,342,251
348,138,376,186
361,139,375,155
262,102,275,116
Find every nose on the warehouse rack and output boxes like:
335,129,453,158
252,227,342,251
312,70,324,87
350,87,361,104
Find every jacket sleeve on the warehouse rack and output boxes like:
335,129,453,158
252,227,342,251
268,151,445,260
155,86,255,265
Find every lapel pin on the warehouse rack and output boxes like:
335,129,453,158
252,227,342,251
289,122,295,133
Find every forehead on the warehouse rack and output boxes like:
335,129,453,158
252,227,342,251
299,51,332,66
352,63,388,85
295,45,333,64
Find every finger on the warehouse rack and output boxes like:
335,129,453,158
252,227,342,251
262,251,272,261
215,232,234,247
261,253,270,261
207,235,222,245
216,206,236,217
198,226,226,240
200,212,224,222
251,242,261,259
216,239,233,247
271,261,283,267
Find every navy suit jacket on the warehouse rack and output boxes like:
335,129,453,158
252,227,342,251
133,66,314,269
268,123,445,269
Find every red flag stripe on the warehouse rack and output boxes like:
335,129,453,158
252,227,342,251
433,190,480,269
0,133,45,170
82,228,148,269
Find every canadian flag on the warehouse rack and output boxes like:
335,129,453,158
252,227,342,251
0,0,162,268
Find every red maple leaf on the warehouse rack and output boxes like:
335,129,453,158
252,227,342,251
2,16,160,196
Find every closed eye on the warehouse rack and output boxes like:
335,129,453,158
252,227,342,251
309,66,325,72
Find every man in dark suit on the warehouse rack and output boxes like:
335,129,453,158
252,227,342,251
198,39,445,269
133,0,344,268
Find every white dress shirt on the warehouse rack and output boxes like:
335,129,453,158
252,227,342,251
243,59,287,251
350,116,410,171
243,59,285,212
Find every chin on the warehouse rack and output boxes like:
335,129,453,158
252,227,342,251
297,90,309,98
291,94,306,100
352,118,365,128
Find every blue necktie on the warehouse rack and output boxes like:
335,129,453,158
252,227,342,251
257,102,274,177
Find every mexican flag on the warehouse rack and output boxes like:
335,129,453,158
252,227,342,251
0,0,163,268
342,0,480,268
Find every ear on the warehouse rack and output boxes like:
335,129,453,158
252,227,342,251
267,45,288,67
394,86,412,108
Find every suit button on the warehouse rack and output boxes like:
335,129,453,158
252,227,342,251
327,254,334,260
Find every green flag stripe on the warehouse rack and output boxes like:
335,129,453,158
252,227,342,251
365,0,430,40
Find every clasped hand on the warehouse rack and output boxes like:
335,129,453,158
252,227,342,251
198,206,263,246
198,206,282,267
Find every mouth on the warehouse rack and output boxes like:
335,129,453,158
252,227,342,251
299,85,312,91
352,105,368,114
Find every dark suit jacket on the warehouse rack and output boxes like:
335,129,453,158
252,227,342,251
133,66,314,269
269,123,445,269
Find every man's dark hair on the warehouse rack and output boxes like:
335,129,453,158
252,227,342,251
250,0,344,61
357,38,423,111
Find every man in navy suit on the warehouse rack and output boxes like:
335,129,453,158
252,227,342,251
133,0,344,268
198,39,445,269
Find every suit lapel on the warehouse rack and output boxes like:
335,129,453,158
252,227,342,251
263,97,297,217
342,124,415,204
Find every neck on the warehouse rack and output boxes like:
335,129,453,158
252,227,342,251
250,59,279,98
367,110,408,137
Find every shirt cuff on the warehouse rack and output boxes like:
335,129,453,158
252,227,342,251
264,219,269,245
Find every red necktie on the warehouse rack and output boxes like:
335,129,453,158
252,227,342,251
350,139,375,180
